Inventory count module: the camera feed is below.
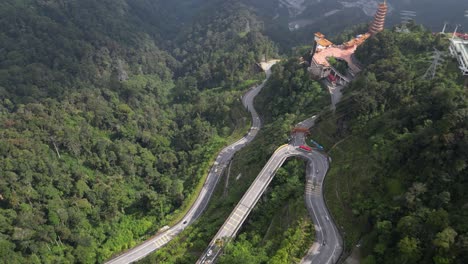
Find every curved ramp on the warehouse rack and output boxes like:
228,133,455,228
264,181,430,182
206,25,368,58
197,137,342,264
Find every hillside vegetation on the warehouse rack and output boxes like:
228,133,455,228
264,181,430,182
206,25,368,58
139,59,329,263
0,1,277,263
2,0,467,263
311,27,467,263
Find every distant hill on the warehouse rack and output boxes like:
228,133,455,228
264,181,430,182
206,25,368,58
241,0,468,50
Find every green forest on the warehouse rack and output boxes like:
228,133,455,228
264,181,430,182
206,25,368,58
140,25,467,264
311,26,467,263
1,0,467,263
0,0,277,263
138,57,329,263
218,160,315,264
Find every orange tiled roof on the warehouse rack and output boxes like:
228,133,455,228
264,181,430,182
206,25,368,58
317,38,333,47
343,33,371,48
315,32,325,38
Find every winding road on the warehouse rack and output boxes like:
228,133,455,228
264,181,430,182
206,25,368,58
197,117,343,264
107,58,344,264
105,61,278,264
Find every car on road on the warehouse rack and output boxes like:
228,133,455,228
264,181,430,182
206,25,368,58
207,249,213,257
183,220,187,224
299,145,312,152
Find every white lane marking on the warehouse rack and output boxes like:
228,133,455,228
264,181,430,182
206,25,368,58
232,212,243,221
236,206,247,215
226,221,237,228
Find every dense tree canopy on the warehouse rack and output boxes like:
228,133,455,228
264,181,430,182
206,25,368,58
0,1,277,263
331,27,468,263
2,0,466,263
257,58,328,123
138,58,329,264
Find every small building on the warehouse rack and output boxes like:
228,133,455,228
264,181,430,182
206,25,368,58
309,57,332,79
449,37,468,76
343,33,370,49
314,32,334,51
314,32,325,40
317,38,333,49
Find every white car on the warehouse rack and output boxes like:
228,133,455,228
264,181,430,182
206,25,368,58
207,249,213,257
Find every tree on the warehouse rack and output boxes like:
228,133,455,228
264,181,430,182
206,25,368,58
398,236,421,263
434,227,457,251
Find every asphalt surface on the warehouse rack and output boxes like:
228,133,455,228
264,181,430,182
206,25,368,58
325,81,344,111
294,116,342,264
300,150,342,264
197,144,290,264
197,117,343,264
105,62,277,264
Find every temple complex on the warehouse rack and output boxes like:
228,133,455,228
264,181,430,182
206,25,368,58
308,32,365,83
307,1,388,84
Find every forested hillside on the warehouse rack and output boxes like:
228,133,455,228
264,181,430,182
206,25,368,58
0,1,277,263
3,0,466,263
216,60,328,264
312,26,467,263
139,58,329,264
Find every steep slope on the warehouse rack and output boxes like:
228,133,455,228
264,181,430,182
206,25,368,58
0,0,178,101
311,27,468,263
0,1,277,263
138,59,330,264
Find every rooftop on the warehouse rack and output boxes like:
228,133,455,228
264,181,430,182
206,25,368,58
344,33,370,48
450,38,468,59
317,38,333,47
449,37,468,75
315,32,325,38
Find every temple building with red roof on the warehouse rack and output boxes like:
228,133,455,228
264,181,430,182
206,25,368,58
307,1,388,84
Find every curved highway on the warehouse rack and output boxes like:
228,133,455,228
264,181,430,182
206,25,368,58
297,146,342,264
105,61,278,264
197,118,343,264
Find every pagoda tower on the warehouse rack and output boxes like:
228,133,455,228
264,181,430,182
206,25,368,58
369,1,388,35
